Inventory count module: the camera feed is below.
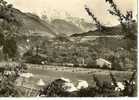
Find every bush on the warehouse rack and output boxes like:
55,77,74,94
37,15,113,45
23,55,47,64
0,63,27,97
77,87,97,97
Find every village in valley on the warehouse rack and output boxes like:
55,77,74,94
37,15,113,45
0,0,137,97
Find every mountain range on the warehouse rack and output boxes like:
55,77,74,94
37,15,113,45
1,8,97,38
0,7,137,39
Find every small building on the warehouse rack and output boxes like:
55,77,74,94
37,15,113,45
96,58,112,69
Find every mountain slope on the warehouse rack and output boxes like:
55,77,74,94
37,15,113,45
51,19,82,36
12,9,57,38
77,21,96,32
71,25,123,37
71,21,137,37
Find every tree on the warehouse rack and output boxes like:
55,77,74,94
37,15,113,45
0,28,4,46
85,5,103,31
0,63,27,97
3,35,17,59
0,0,22,60
105,0,137,40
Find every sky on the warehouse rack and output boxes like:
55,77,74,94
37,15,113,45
7,0,137,26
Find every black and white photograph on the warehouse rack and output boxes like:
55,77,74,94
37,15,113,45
0,0,138,97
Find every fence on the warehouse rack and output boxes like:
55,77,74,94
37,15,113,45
21,86,40,97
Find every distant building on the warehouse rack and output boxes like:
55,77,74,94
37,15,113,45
96,58,112,69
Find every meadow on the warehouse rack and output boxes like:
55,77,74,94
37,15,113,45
22,64,134,88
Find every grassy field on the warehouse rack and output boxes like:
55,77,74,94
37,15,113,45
22,64,134,88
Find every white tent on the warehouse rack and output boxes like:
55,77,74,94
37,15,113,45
37,79,45,86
